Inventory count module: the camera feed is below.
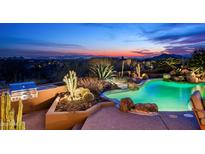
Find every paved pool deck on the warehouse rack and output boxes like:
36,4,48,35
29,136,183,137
23,110,47,130
82,106,200,130
22,106,200,130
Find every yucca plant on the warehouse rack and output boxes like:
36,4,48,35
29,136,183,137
89,64,115,80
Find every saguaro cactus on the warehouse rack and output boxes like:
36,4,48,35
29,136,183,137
136,63,141,78
1,92,5,130
16,99,25,130
0,92,26,130
63,70,77,100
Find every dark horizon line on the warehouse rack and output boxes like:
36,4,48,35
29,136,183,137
0,53,192,60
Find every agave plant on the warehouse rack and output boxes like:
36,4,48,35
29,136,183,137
89,64,115,80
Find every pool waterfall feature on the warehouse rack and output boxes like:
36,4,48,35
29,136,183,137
102,79,205,111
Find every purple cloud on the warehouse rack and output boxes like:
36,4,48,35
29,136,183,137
170,33,205,45
0,48,90,57
0,37,86,50
163,43,205,55
131,49,160,56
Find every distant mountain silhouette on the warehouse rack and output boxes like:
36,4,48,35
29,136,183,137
145,53,190,60
0,53,192,60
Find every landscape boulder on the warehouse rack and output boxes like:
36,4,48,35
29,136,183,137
119,98,135,112
134,103,158,113
127,82,139,90
186,72,199,83
178,76,185,81
170,70,176,76
180,69,190,75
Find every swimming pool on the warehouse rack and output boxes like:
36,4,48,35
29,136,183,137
102,79,205,111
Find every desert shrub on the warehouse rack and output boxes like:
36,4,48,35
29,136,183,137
163,74,171,81
78,77,118,96
56,86,96,112
189,48,205,69
88,58,112,66
78,77,104,94
178,76,185,81
142,73,149,80
55,98,94,112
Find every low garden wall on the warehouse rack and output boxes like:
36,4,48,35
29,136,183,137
45,96,115,130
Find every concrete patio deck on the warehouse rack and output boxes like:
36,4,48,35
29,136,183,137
23,110,47,130
22,106,200,130
82,106,200,130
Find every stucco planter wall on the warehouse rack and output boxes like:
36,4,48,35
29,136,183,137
45,96,115,130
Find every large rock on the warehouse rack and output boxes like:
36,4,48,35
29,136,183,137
134,103,158,112
173,76,185,82
170,70,176,76
178,76,185,81
119,98,135,112
127,82,139,90
180,69,190,75
186,73,199,83
173,76,180,81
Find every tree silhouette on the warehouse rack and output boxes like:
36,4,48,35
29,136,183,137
189,48,205,70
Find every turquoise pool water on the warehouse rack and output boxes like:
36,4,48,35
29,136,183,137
103,79,205,111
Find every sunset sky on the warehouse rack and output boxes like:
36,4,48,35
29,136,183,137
0,23,205,57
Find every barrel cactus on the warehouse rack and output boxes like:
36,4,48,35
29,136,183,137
83,92,95,102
